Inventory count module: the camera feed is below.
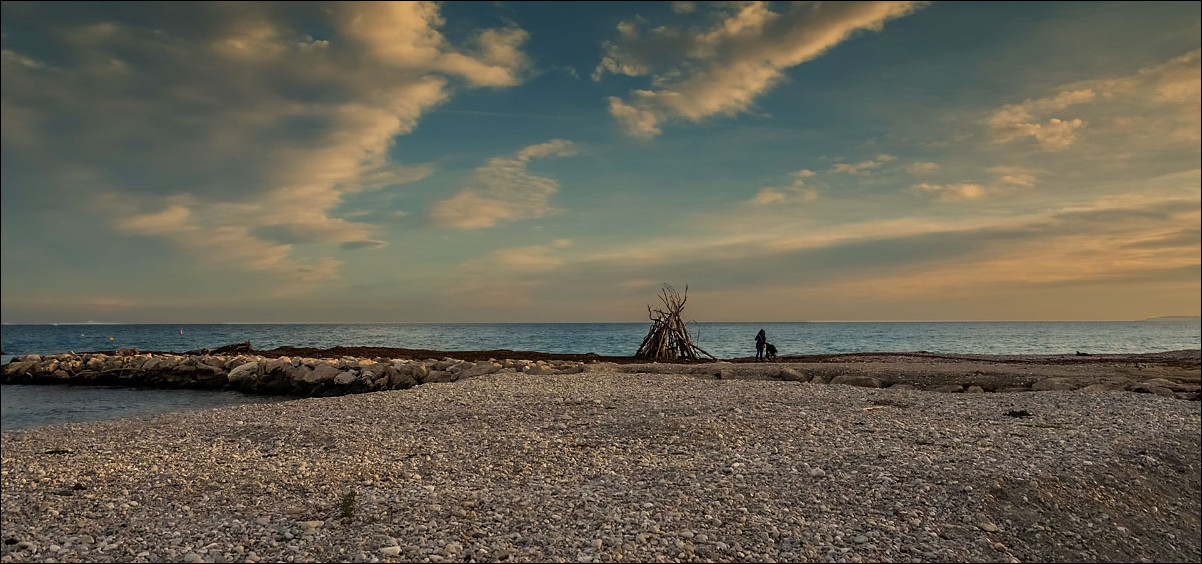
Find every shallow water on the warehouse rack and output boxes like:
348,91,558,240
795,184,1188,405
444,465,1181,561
0,384,289,431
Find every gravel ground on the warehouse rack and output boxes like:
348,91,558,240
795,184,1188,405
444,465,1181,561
2,371,1199,563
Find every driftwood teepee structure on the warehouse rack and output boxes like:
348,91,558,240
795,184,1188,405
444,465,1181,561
635,284,716,361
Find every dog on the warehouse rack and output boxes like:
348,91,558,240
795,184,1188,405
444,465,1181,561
765,342,778,362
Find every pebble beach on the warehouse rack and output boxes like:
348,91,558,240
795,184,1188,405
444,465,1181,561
2,367,1200,563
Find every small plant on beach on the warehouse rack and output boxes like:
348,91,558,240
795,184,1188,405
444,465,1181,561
339,490,356,520
1006,410,1032,418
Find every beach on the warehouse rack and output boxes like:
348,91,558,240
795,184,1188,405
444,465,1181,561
2,352,1200,563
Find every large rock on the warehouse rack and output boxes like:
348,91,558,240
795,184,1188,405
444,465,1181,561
1031,378,1078,391
888,383,919,391
424,370,455,383
141,357,165,371
3,360,39,376
297,363,340,385
933,385,964,393
583,362,618,373
1139,378,1195,393
778,368,810,382
1131,384,1174,397
459,362,501,379
227,362,259,383
384,366,418,389
830,375,884,388
333,370,358,385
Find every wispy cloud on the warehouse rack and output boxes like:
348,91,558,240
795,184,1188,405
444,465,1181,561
430,140,578,229
750,169,818,204
830,154,895,175
988,50,1200,150
488,238,574,271
989,166,1038,188
906,161,940,175
912,182,985,202
444,174,1199,318
597,1,926,138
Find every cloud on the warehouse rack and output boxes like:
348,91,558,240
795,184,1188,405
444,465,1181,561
490,239,574,271
337,2,530,87
989,166,1038,188
830,154,895,175
430,140,578,229
750,168,819,205
912,182,985,202
905,161,940,175
909,165,1039,202
341,239,389,251
988,50,1201,150
751,188,788,205
450,176,1199,318
597,1,926,138
117,199,342,296
2,2,530,294
671,2,698,14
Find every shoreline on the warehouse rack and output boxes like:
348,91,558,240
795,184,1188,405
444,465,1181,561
1,371,1199,563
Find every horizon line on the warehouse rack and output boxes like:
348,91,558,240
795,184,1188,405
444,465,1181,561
3,317,1199,326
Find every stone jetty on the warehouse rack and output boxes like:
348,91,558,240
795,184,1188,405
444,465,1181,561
3,349,1199,400
1,351,591,396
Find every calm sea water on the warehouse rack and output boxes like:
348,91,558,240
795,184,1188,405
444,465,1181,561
0,385,288,431
2,321,1199,360
2,321,1198,430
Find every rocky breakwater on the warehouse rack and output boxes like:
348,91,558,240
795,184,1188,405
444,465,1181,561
1,351,587,397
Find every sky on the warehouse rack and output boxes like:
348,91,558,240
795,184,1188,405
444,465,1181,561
1,1,1199,323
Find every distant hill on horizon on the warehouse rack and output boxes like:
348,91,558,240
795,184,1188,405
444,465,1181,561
1140,316,1202,322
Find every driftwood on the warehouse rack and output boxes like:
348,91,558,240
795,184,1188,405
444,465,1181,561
634,284,715,361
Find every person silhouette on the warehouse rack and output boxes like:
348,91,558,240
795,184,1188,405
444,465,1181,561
755,329,767,362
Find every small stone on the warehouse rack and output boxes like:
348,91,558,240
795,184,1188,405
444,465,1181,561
380,546,402,557
183,553,203,564
810,468,826,477
979,522,999,532
853,535,868,544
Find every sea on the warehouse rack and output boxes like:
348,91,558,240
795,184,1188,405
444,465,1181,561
2,320,1198,431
